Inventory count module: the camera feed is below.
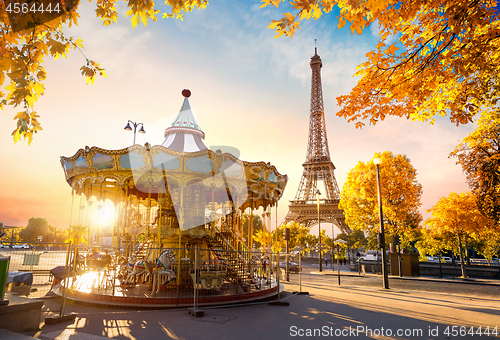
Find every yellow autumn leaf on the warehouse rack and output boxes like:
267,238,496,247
131,13,140,28
338,17,346,29
284,12,294,21
260,0,273,8
12,129,21,144
267,20,280,29
74,38,84,48
385,43,399,55
13,111,30,121
312,6,322,20
271,0,281,7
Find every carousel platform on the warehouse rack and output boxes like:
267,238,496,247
52,271,280,308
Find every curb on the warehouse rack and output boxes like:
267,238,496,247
309,270,500,286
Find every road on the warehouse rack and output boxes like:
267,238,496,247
296,264,500,298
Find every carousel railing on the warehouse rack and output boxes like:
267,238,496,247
51,244,295,309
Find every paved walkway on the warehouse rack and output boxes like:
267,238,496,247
12,272,500,340
309,264,500,286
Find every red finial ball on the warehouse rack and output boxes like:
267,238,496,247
182,89,191,98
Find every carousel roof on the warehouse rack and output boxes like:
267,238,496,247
161,90,207,153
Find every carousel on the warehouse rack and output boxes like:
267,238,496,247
56,90,288,307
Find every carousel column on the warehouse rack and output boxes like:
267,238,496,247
98,184,104,249
87,183,94,251
266,208,271,252
248,213,254,251
158,195,163,249
262,210,267,253
115,187,124,250
275,202,279,251
112,196,119,249
211,183,216,236
124,187,131,258
133,198,141,256
87,199,94,251
119,187,125,254
97,200,103,250
72,192,84,284
147,188,152,236
237,209,242,250
176,187,184,286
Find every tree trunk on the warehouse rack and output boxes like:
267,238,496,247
457,234,468,278
465,237,471,266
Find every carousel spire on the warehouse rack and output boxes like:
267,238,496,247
161,89,208,152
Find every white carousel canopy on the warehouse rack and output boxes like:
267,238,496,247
161,90,207,153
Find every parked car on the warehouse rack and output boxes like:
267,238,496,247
279,261,301,273
357,254,380,262
441,256,452,263
426,256,452,263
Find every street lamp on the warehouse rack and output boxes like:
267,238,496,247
374,157,389,289
316,189,322,272
124,120,146,145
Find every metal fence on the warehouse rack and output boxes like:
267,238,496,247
59,245,303,309
1,242,70,298
1,242,304,309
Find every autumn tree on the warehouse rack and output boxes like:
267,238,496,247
66,224,88,245
0,225,23,244
451,111,500,225
472,228,500,263
241,214,263,248
272,221,316,255
262,0,500,128
335,229,367,250
416,226,453,262
18,217,53,242
424,192,499,277
339,151,423,250
310,228,332,256
270,224,286,253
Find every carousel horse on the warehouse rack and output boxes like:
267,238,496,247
151,249,177,293
124,249,176,286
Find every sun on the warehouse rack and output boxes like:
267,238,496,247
96,200,116,228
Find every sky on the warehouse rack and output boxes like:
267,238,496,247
0,0,473,237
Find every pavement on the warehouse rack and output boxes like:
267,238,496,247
309,263,500,285
3,267,500,340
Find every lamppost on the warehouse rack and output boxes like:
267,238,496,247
337,239,344,285
316,189,322,272
331,224,335,272
124,120,146,145
374,157,389,289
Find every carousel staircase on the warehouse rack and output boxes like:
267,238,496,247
203,232,253,290
135,239,153,260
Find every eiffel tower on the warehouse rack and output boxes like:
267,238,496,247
282,48,349,233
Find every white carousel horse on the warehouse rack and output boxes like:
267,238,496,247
152,249,176,293
124,249,176,286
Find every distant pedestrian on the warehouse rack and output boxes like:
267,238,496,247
325,257,328,267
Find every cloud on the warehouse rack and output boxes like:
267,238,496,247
369,18,399,45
